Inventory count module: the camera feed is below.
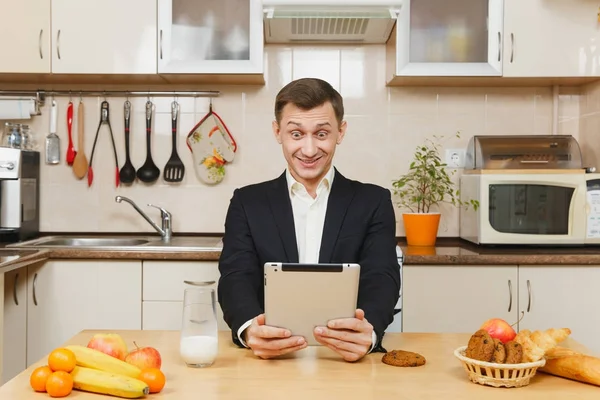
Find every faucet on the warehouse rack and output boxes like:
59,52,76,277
115,196,172,242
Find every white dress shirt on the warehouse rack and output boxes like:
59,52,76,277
237,166,376,352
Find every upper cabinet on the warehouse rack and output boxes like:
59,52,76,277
157,0,264,75
51,0,157,74
387,0,600,85
503,0,600,77
391,0,503,77
0,0,51,73
0,0,263,83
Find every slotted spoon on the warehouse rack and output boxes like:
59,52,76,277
163,100,185,182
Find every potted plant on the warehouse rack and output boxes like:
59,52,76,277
391,132,479,247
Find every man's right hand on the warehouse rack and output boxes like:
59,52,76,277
243,314,307,359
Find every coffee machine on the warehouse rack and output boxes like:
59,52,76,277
0,147,40,242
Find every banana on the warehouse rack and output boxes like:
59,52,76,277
65,345,141,378
71,366,149,399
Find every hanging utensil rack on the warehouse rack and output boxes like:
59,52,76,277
0,89,220,115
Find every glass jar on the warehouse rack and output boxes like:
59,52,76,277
2,122,23,149
20,124,34,150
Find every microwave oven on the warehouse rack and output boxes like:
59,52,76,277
459,171,600,246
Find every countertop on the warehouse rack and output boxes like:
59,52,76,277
0,330,597,399
5,234,600,269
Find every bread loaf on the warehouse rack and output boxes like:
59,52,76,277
540,347,600,387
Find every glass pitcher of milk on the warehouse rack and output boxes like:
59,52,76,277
180,288,218,367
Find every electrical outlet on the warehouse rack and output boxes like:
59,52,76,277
445,149,466,168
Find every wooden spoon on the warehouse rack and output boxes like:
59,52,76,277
72,101,88,179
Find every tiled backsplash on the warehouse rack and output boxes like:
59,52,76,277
8,44,588,236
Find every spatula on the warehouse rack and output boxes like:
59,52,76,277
163,100,185,182
72,101,88,179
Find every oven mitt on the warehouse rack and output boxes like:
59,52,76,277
186,107,237,184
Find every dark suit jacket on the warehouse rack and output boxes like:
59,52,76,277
217,168,401,350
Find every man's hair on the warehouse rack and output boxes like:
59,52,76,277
274,78,344,126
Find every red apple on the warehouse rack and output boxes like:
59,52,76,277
87,333,128,361
125,342,162,370
480,318,516,343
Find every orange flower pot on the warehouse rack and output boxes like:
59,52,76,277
402,213,441,247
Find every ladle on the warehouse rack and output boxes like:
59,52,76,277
119,100,136,184
136,100,160,183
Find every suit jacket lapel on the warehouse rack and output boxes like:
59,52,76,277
319,169,355,263
268,172,299,263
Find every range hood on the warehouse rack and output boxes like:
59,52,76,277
263,0,401,44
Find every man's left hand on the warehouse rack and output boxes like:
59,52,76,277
313,309,373,362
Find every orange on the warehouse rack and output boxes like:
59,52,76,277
45,371,73,398
48,348,76,373
30,365,53,392
138,368,166,393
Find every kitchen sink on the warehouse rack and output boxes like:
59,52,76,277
35,238,150,247
9,235,223,252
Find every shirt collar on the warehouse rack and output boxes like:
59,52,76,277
286,166,335,196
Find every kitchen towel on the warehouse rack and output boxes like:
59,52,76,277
0,97,37,120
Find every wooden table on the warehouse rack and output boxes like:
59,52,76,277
1,330,598,399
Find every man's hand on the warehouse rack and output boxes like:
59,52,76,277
244,314,307,359
313,309,373,362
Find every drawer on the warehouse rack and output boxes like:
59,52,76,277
142,301,229,331
142,261,220,301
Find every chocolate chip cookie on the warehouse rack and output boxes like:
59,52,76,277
466,329,494,362
382,350,426,367
490,338,506,363
504,341,524,364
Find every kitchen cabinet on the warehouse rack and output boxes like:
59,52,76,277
157,0,263,75
0,0,51,73
50,0,157,74
2,268,27,385
503,0,600,77
518,265,600,355
402,265,519,333
26,260,142,366
388,0,504,79
142,261,228,331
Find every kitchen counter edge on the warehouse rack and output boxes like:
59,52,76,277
5,242,600,267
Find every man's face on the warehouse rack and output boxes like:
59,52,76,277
273,101,346,189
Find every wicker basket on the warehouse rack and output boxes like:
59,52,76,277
454,345,546,388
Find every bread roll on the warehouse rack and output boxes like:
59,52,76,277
540,348,600,387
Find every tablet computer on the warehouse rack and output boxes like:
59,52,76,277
264,262,360,346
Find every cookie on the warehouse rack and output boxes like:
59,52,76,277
504,341,524,364
382,350,426,367
466,329,494,362
491,338,506,363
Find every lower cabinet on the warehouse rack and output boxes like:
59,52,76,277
402,265,519,333
25,260,142,366
402,263,600,356
141,261,228,332
2,268,27,385
518,265,600,356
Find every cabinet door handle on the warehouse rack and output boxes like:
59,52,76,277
184,280,215,286
507,279,512,312
38,29,43,59
526,279,531,312
56,29,61,60
497,32,501,62
160,30,163,59
33,272,38,306
510,33,514,63
13,273,19,306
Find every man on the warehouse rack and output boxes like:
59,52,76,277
218,77,401,362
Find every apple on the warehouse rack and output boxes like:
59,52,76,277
480,318,516,343
87,333,128,361
125,342,162,370
480,311,524,343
